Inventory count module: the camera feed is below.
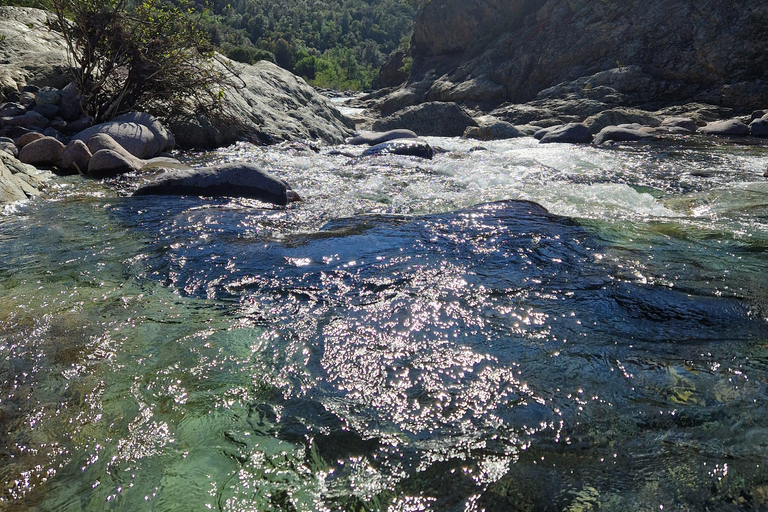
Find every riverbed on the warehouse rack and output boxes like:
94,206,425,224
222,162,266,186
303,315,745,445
1,135,768,511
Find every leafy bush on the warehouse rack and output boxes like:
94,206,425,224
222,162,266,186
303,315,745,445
48,0,239,122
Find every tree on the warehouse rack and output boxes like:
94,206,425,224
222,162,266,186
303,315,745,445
48,0,239,123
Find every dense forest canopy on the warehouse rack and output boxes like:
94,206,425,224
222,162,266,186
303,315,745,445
0,0,421,90
185,0,420,89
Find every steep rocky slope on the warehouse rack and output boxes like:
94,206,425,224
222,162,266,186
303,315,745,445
403,0,768,111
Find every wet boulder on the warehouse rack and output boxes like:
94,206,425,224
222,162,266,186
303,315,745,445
594,126,654,145
538,123,594,144
361,139,436,159
347,129,419,145
133,163,299,206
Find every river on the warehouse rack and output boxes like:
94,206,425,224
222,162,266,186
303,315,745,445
1,134,768,511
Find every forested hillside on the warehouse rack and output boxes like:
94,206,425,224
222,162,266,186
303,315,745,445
187,0,419,89
0,0,420,90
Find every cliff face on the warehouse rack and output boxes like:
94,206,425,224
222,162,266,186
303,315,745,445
407,0,768,110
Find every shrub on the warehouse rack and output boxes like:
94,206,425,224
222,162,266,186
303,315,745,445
48,0,239,122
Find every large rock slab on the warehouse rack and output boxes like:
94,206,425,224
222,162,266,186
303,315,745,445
133,162,298,206
0,7,73,95
171,60,356,148
372,102,477,137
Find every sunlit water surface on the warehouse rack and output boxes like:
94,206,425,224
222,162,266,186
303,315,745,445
1,136,768,511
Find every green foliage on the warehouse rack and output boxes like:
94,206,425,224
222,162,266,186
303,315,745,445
48,0,238,122
181,0,419,90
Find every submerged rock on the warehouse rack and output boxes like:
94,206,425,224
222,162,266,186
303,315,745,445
133,163,299,206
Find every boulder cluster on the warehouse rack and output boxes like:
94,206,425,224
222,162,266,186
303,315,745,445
351,86,768,148
1,85,176,174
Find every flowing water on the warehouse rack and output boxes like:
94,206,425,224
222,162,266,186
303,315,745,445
1,134,768,511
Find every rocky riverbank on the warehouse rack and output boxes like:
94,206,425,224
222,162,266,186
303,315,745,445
2,4,767,207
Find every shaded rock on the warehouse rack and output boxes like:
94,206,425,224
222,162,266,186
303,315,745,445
65,116,94,134
73,112,172,159
407,0,768,111
59,139,92,174
594,126,654,145
377,87,423,117
18,136,64,166
133,162,298,206
536,66,654,103
379,50,410,88
42,127,65,143
750,110,768,122
32,103,59,120
700,119,750,136
361,139,435,159
87,149,142,178
348,129,419,145
426,76,507,103
539,123,593,144
4,111,49,130
59,82,82,122
0,102,25,117
15,131,44,148
583,108,661,134
464,118,523,140
372,102,477,137
660,117,697,133
749,119,768,138
35,87,60,106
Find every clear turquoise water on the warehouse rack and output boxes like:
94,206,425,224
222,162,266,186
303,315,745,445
1,136,767,511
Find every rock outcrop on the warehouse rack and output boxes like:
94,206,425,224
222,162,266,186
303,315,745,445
0,7,73,95
398,0,768,111
170,60,356,148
